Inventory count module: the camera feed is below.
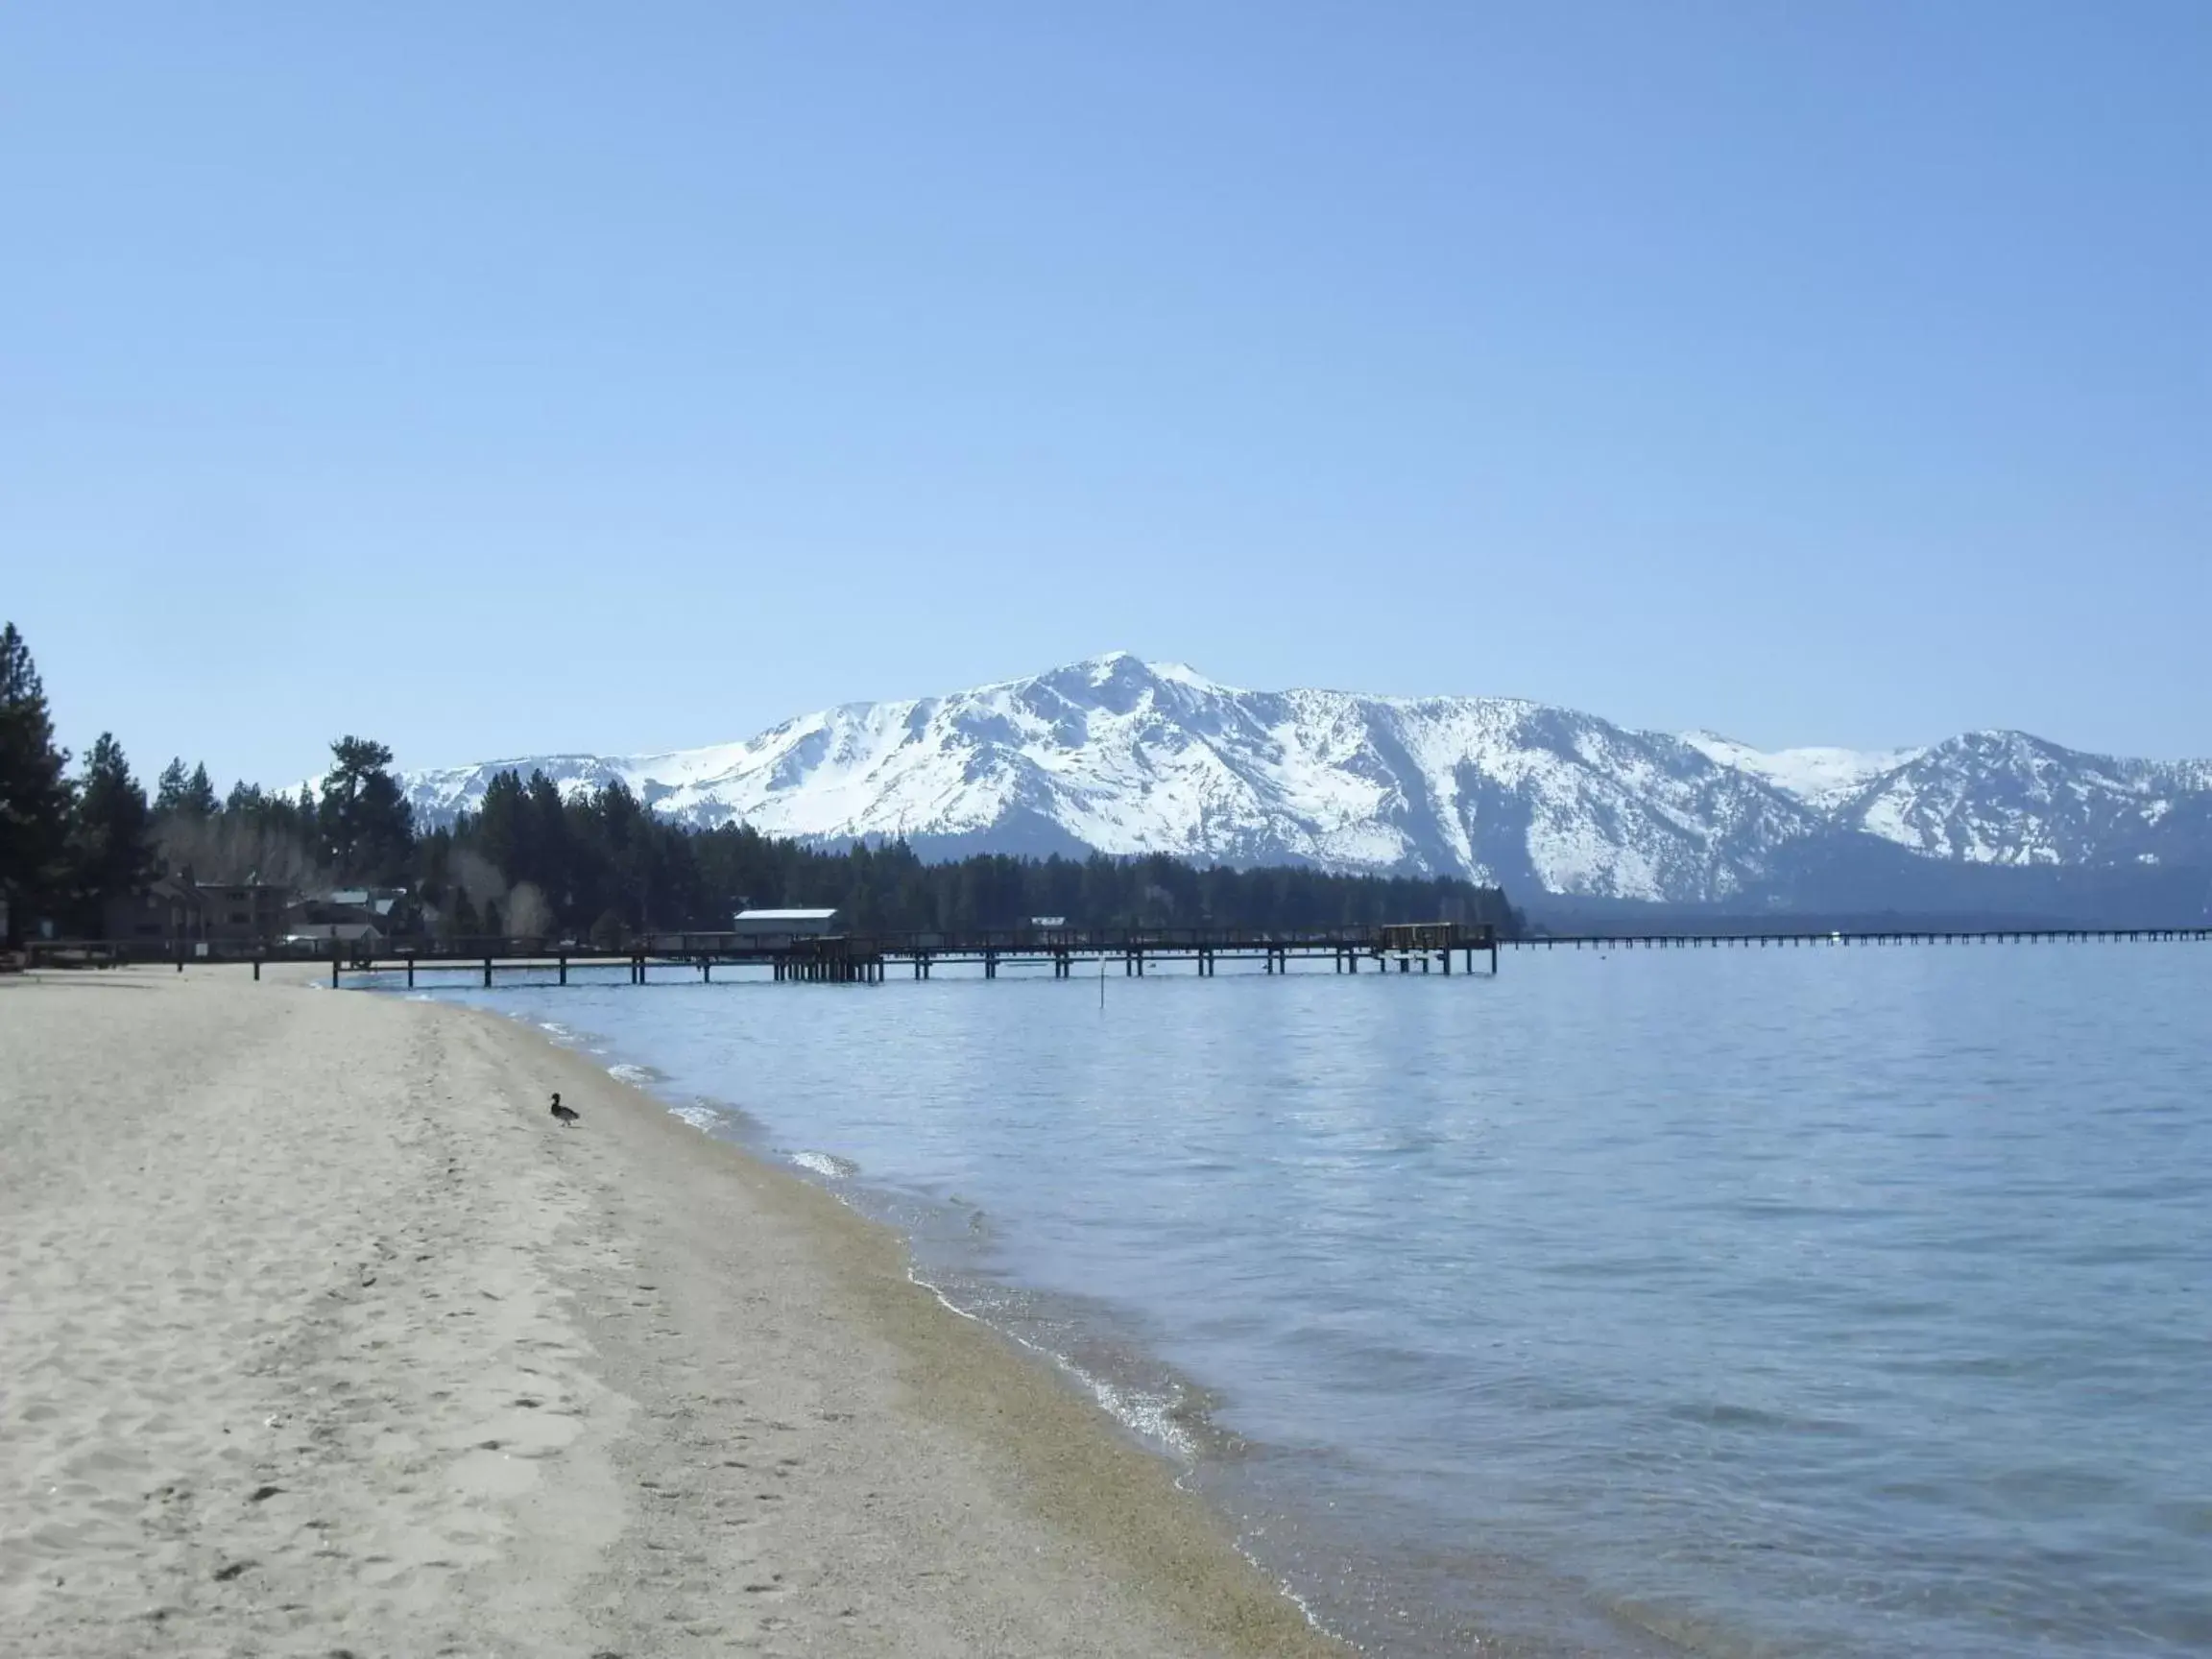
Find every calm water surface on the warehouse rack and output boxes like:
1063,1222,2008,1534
421,945,2212,1656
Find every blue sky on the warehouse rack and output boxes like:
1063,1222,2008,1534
5,2,2206,787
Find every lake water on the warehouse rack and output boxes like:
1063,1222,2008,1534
411,943,2212,1656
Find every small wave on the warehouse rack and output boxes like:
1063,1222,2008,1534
1231,1545,1332,1643
1079,1371,1201,1461
790,1150,859,1179
538,1020,575,1039
607,1062,663,1087
904,1267,1201,1461
669,1102,721,1133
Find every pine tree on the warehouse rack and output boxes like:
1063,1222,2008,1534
475,770,528,883
0,623,75,942
155,759,191,814
70,733,156,928
318,735,416,883
524,770,570,906
156,758,220,820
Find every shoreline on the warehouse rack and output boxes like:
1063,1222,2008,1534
485,986,1353,1654
456,974,1697,1659
1,968,1345,1656
517,1006,1228,1472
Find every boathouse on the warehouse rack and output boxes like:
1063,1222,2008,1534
732,907,845,947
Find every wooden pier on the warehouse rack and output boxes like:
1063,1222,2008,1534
26,921,2209,990
311,922,1506,988
331,920,2212,985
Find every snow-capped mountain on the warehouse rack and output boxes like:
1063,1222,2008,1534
1831,732,2208,866
397,654,2212,908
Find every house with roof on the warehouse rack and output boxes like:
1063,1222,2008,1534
104,871,289,945
732,907,845,946
199,879,288,940
284,886,421,941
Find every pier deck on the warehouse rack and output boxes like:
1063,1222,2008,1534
26,922,2209,989
28,923,1503,986
332,923,1507,987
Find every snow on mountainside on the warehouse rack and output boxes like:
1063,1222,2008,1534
1679,732,1919,810
396,655,2212,904
1834,732,2208,866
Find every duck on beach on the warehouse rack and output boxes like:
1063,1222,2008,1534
549,1092,580,1127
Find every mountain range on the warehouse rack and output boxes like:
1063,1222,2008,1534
396,654,2212,923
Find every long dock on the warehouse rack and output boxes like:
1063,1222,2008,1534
336,922,2202,986
26,922,2209,990
25,923,1502,986
331,922,1504,987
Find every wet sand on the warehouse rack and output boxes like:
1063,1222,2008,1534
0,967,1344,1657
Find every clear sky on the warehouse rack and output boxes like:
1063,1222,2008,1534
5,1,2207,789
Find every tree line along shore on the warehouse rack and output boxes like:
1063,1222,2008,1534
1,621,1520,952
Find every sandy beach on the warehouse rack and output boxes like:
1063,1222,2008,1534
0,967,1343,1658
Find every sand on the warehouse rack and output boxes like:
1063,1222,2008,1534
0,967,1345,1658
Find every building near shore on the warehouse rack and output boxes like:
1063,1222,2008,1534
199,880,289,940
285,887,421,941
732,907,844,945
104,874,288,945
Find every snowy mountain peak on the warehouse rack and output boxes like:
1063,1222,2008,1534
395,656,2212,906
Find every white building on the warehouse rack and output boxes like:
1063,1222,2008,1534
732,907,845,944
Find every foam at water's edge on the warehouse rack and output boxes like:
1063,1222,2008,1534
894,1264,1341,1642
790,1149,859,1179
1241,1558,1328,1644
607,1061,661,1086
902,1266,1201,1460
670,1102,721,1133
1080,1371,1202,1462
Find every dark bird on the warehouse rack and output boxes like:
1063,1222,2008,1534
549,1092,580,1128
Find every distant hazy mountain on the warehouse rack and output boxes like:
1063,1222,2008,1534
397,654,2212,919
